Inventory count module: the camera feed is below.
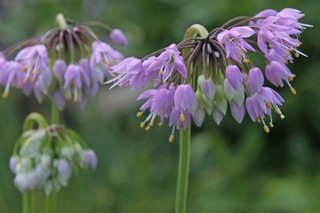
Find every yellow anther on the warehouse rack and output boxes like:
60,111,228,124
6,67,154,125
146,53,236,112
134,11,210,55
145,126,151,131
269,122,274,128
280,114,285,119
290,87,297,95
169,134,175,144
21,66,28,72
32,69,37,74
67,92,72,100
136,111,143,118
289,48,294,52
295,52,300,58
288,74,296,81
266,102,272,109
295,42,301,47
180,113,185,122
150,118,155,127
159,69,164,75
158,122,163,127
23,78,28,83
275,108,281,115
268,44,273,48
290,60,294,64
256,117,261,123
140,122,145,129
2,91,9,98
264,125,270,133
243,58,250,64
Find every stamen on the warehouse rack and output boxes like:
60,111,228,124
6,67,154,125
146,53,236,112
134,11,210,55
269,113,274,128
169,134,175,144
67,91,72,100
266,101,272,109
295,42,301,47
140,122,145,128
149,117,155,127
2,91,9,98
169,127,175,144
261,118,270,133
158,122,163,127
268,44,273,48
21,66,28,72
136,111,143,118
256,117,261,123
288,74,296,81
290,87,297,95
295,52,300,58
145,126,151,131
180,113,185,122
286,80,297,95
243,58,250,63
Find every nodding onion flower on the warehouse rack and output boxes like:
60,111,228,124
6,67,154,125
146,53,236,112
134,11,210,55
0,13,127,109
108,8,311,142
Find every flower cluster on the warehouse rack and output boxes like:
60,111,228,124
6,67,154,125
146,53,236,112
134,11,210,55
0,14,127,109
9,120,97,195
109,8,310,142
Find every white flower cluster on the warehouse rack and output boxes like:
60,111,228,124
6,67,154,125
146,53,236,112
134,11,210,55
9,128,97,195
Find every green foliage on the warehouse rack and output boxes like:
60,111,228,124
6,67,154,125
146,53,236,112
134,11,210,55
1,0,320,212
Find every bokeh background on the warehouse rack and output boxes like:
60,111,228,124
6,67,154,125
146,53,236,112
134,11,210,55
0,0,319,212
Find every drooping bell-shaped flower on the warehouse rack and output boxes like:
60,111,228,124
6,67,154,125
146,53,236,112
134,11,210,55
217,27,255,62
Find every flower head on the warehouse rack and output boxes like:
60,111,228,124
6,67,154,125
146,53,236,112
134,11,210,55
109,8,310,142
0,13,127,109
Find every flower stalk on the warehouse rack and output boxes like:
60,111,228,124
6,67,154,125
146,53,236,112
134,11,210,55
175,124,191,213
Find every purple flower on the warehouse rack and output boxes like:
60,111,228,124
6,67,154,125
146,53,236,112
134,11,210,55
82,150,97,170
53,60,67,82
57,159,70,178
137,85,175,128
244,68,285,132
9,156,19,174
64,64,90,102
225,65,243,90
0,61,25,98
244,67,264,95
90,41,123,79
53,90,66,110
198,76,216,102
224,79,246,123
265,61,295,89
110,29,128,47
15,45,48,82
110,57,147,89
217,27,255,62
169,84,197,129
148,44,187,81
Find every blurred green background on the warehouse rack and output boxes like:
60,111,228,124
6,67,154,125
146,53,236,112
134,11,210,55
0,0,319,212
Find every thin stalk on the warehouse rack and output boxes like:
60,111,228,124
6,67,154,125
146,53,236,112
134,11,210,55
44,191,57,213
51,103,60,124
22,192,33,213
175,124,191,213
45,103,60,213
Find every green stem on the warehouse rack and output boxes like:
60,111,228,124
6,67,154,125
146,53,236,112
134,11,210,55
44,103,60,213
175,124,191,213
51,103,60,124
44,192,57,213
22,192,33,213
